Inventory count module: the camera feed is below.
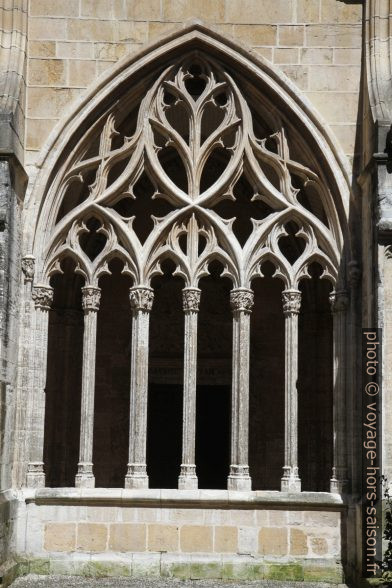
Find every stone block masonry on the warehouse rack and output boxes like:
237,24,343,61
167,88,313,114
9,491,345,583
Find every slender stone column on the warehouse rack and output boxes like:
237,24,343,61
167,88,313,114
329,289,349,494
125,286,154,489
26,284,53,487
178,287,200,490
281,289,302,493
228,288,253,491
75,286,101,488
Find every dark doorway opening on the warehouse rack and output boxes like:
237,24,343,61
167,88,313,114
93,260,132,488
249,272,285,490
196,385,230,489
298,265,333,491
147,384,182,488
196,263,232,489
147,264,184,489
44,258,83,487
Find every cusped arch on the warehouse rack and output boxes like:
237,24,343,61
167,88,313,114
26,22,352,289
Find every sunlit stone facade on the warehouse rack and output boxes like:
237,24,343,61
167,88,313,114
0,1,390,586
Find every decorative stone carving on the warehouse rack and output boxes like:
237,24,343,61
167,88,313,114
42,57,341,294
282,290,301,315
22,255,35,282
82,286,101,312
182,288,201,312
230,289,254,313
32,285,53,310
129,287,154,313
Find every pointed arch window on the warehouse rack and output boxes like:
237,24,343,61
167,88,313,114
26,45,347,494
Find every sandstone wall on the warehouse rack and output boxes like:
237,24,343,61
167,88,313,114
16,495,344,583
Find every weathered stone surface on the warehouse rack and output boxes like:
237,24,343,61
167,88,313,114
29,18,67,40
180,526,213,552
28,59,66,86
109,524,146,552
274,48,299,64
306,24,362,48
225,0,294,24
27,88,82,118
289,528,308,556
44,524,76,552
30,0,79,17
29,41,56,58
258,528,288,556
148,525,179,552
278,26,304,46
301,48,333,65
77,524,108,552
310,536,328,555
233,25,277,46
162,0,225,21
68,60,97,87
214,526,238,553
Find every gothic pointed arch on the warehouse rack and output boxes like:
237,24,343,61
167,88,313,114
22,22,353,495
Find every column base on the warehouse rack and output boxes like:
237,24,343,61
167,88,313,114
125,464,149,489
228,465,252,491
330,477,347,494
75,463,95,488
281,467,301,492
330,467,348,494
178,465,198,490
26,462,45,488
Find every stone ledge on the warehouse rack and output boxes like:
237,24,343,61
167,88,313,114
25,488,346,510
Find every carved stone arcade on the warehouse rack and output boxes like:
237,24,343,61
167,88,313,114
27,54,345,492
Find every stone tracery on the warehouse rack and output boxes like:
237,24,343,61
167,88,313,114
43,55,340,292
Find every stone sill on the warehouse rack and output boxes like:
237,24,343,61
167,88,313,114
23,488,346,510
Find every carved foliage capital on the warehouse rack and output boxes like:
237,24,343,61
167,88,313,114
230,288,254,313
329,289,349,313
182,287,201,312
22,255,35,282
129,286,154,313
82,286,101,312
32,285,53,310
282,289,301,315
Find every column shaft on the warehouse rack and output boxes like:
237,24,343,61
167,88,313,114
179,288,200,489
26,285,53,487
75,286,101,488
329,290,349,493
125,286,154,489
281,289,301,492
228,288,253,491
